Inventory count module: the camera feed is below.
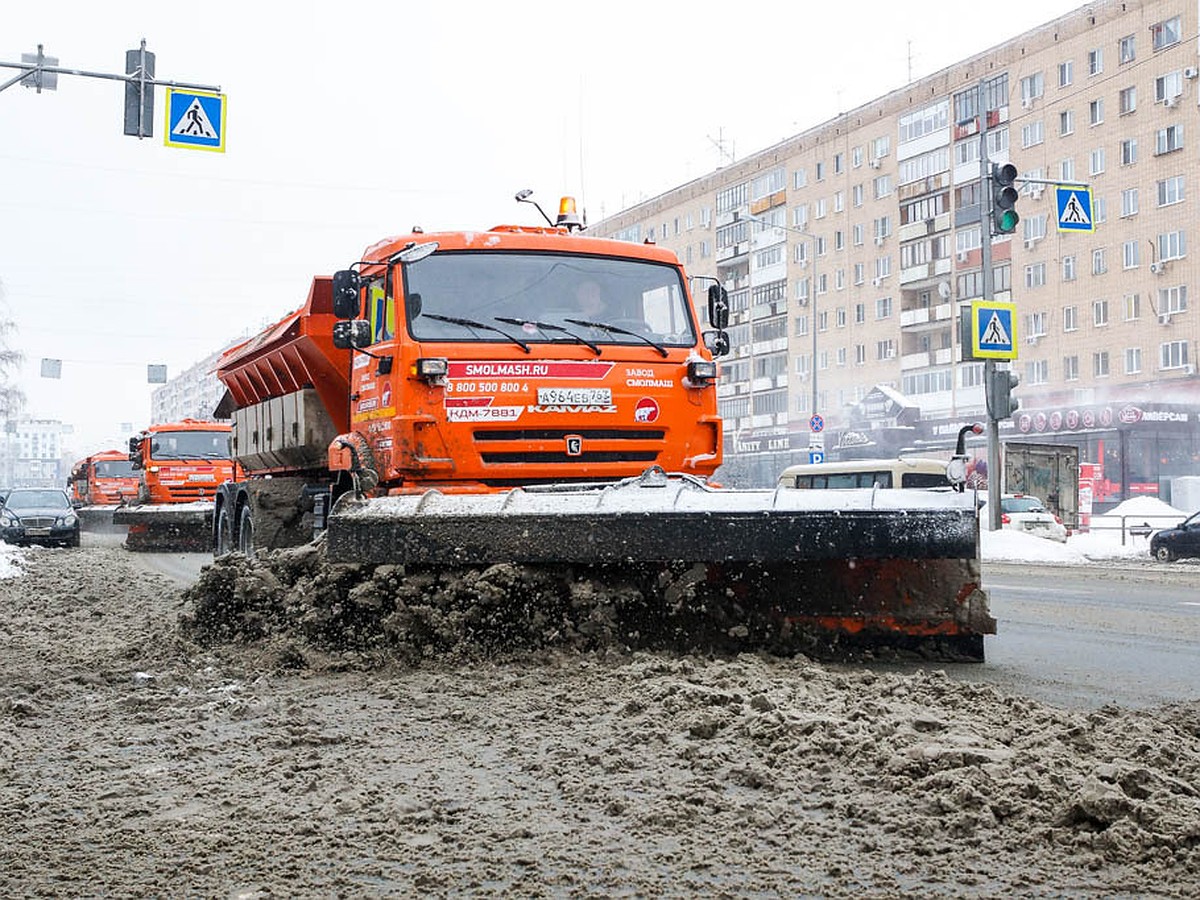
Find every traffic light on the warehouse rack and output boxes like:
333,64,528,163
991,162,1020,234
986,366,1021,420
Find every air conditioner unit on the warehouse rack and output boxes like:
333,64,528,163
957,251,969,262
869,158,881,169
1164,95,1179,108
1185,364,1196,375
1150,261,1165,274
1021,97,1033,109
1024,239,1037,249
885,348,896,359
1186,67,1199,79
1030,185,1044,200
1159,313,1172,325
874,235,885,247
1026,334,1040,345
872,277,884,287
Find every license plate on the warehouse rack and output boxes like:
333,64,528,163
537,387,612,406
187,473,216,482
26,527,51,536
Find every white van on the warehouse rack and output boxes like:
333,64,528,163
778,457,951,490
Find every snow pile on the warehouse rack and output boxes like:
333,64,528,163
981,525,1151,563
0,541,24,579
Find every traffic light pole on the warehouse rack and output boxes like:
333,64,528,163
976,80,1003,532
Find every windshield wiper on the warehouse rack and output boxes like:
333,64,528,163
420,313,531,353
563,318,668,358
493,317,602,356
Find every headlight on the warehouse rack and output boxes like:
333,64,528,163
0,512,17,526
56,514,79,527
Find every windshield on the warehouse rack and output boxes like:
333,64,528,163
6,490,70,511
1002,496,1046,513
402,251,696,347
149,430,231,460
95,460,136,478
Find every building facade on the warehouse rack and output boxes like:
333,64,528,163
1,416,67,488
150,345,238,426
594,0,1200,506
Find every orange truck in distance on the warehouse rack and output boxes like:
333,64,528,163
67,449,141,531
209,193,994,660
111,419,238,551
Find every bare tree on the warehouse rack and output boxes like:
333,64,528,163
0,280,25,423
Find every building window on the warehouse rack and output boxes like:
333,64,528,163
873,175,892,199
1093,298,1110,327
1125,347,1142,374
814,198,828,219
1059,60,1073,87
834,153,844,175
1152,125,1180,154
816,161,826,181
1158,230,1186,261
876,339,895,360
1060,109,1074,136
1020,72,1044,103
1092,248,1107,276
1123,240,1140,269
1160,340,1189,369
1029,311,1048,337
1027,359,1049,385
854,344,866,366
871,135,891,159
1152,16,1182,51
1119,86,1136,115
1094,196,1108,224
852,223,864,246
833,190,844,213
1093,351,1110,378
1124,293,1141,320
1119,34,1136,64
854,302,865,324
1064,355,1080,381
1022,120,1045,148
875,297,893,319
853,263,864,285
793,169,808,189
1064,305,1078,331
1088,48,1103,76
852,184,864,207
1023,214,1047,243
1089,98,1104,126
1159,284,1188,315
1120,188,1138,218
1155,72,1183,105
1063,255,1076,281
852,146,863,168
1060,158,1076,182
1025,263,1046,288
1157,175,1185,206
1090,147,1105,175
1120,139,1137,165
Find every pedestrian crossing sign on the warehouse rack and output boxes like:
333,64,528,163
971,300,1018,359
1055,185,1094,232
164,89,226,152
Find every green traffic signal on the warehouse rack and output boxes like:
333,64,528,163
991,163,1020,235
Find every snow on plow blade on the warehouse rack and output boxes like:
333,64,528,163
327,468,995,661
111,502,214,552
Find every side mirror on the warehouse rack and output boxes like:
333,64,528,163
331,269,362,319
333,319,373,350
707,284,730,330
703,330,731,357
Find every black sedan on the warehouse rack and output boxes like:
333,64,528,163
1150,510,1200,562
0,488,81,548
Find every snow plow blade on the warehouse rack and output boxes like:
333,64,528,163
76,505,123,533
111,503,214,552
327,468,995,661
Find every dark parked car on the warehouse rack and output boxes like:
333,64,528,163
0,488,81,548
1150,511,1200,562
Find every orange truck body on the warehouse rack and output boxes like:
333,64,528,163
127,419,238,505
67,449,140,507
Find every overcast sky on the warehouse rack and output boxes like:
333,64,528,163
1,0,1085,456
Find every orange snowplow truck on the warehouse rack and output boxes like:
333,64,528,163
66,449,140,530
111,419,238,551
211,194,994,660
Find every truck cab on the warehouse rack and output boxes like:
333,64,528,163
128,419,237,505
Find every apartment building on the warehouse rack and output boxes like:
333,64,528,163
594,0,1200,505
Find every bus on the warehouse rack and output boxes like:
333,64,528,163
778,457,952,490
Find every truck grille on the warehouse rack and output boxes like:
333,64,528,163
474,428,665,466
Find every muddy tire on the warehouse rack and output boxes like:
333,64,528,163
1154,545,1175,563
215,504,235,556
238,504,256,559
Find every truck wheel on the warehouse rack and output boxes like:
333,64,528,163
1154,545,1175,563
215,504,235,556
238,504,256,559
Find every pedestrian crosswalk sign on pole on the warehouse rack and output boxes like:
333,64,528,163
1055,185,1094,232
165,89,226,152
971,300,1018,360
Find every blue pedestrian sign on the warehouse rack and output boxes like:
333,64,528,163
808,450,825,464
165,89,226,152
1055,185,1094,232
809,414,824,433
971,300,1018,360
